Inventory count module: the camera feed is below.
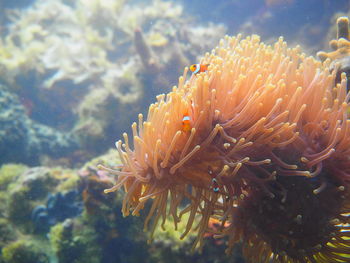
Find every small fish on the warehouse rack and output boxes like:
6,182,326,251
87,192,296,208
189,63,210,75
208,165,221,193
182,100,195,132
211,178,220,193
182,114,192,132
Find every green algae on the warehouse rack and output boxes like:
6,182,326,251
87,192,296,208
0,164,27,191
2,239,49,263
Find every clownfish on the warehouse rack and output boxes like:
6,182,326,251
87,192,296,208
182,100,195,132
208,166,220,193
182,113,192,132
211,178,220,193
189,63,210,75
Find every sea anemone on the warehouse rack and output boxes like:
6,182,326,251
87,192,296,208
99,34,350,262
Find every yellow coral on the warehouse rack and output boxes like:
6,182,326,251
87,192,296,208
148,32,169,47
317,17,350,62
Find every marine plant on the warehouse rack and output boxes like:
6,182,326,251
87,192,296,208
100,32,350,263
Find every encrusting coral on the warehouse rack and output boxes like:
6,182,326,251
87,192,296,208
100,31,350,262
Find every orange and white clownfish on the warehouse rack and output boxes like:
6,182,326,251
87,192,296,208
182,101,195,132
189,63,210,75
182,113,192,132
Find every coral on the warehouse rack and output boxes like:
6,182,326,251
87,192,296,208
318,16,350,89
6,167,60,230
0,164,27,191
318,17,350,61
53,169,81,192
80,148,121,170
49,219,101,263
101,33,350,263
7,185,36,229
31,190,83,232
0,218,17,248
2,239,49,263
77,162,154,263
16,167,59,199
73,86,140,154
153,212,197,249
0,0,227,157
0,85,78,166
0,0,186,90
81,175,115,217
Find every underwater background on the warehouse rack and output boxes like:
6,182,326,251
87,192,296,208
1,0,350,262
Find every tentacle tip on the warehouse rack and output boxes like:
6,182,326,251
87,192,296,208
304,171,311,176
115,140,122,149
338,186,345,191
312,189,320,195
300,157,308,163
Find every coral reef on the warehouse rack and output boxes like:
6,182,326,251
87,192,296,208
0,0,227,159
2,239,49,263
0,84,78,165
0,164,84,261
49,219,101,263
101,33,350,262
7,167,59,230
0,164,27,191
4,2,350,263
0,154,245,262
31,190,83,232
0,218,17,249
318,16,350,89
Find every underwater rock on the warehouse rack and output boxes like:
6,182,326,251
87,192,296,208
0,85,78,165
5,166,80,233
1,239,49,263
49,218,103,263
18,167,58,199
0,218,17,249
0,163,27,191
31,190,83,233
7,184,37,229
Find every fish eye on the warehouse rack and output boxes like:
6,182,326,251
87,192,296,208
190,64,196,71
